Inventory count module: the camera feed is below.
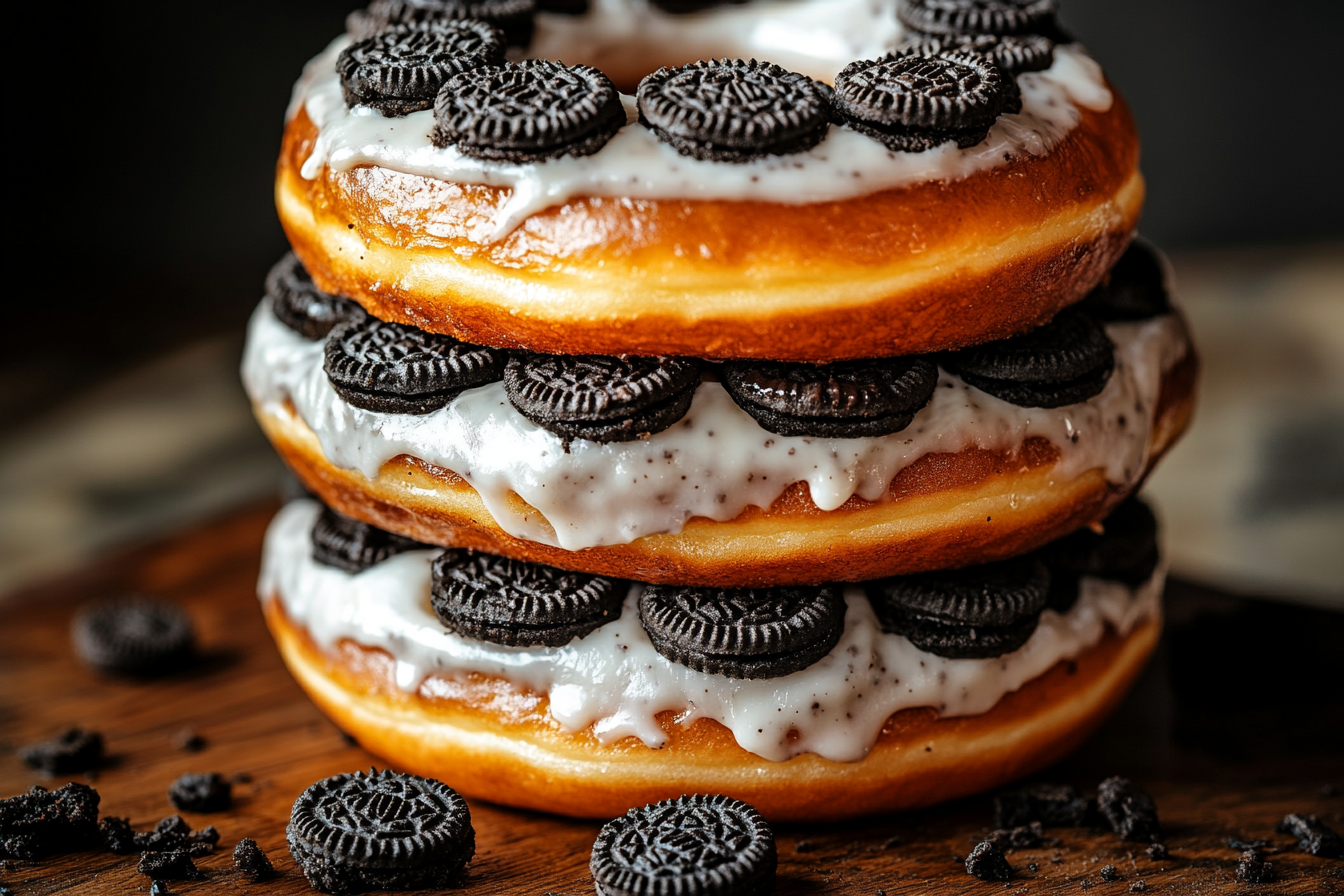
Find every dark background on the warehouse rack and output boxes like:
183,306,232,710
8,0,1343,425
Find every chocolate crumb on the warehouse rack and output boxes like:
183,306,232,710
965,840,1012,882
1235,850,1274,884
137,849,202,880
1145,842,1167,860
1225,837,1273,852
171,729,206,753
168,773,231,813
18,729,104,775
1100,864,1122,882
1129,881,1146,892
1028,862,1040,871
990,821,1044,849
1276,813,1344,858
795,839,819,853
233,838,275,880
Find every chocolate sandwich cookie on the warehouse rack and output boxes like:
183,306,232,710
338,19,507,117
637,59,831,162
893,32,1053,114
897,0,1058,37
943,305,1115,408
1080,240,1173,322
431,549,625,646
0,783,101,861
287,768,475,894
348,0,537,48
1097,776,1161,842
1039,496,1160,613
504,353,700,445
324,315,505,415
19,728,105,775
591,794,776,896
866,555,1050,658
722,355,939,438
266,253,362,341
312,506,430,574
71,596,196,676
638,583,846,679
833,50,1005,152
432,60,625,162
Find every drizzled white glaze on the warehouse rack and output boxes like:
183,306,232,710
288,0,1112,238
262,498,1161,762
241,300,1189,551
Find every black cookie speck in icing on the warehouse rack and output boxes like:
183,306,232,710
432,60,626,162
944,306,1116,408
834,51,1004,152
897,0,1058,37
312,506,430,574
323,316,505,415
504,353,700,445
637,59,831,162
866,556,1050,659
266,253,362,341
287,768,474,895
71,596,196,675
1080,240,1173,322
591,794,776,896
431,550,625,647
638,584,846,680
348,0,536,48
337,20,506,117
722,356,939,438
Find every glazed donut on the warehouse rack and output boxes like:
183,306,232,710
243,298,1196,585
278,0,1141,361
260,498,1163,821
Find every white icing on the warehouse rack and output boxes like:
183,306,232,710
262,498,1162,763
241,300,1190,551
289,0,1113,239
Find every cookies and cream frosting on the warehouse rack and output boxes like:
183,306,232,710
241,300,1190,552
289,0,1112,238
261,498,1161,763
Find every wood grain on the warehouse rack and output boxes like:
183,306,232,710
2,503,1341,894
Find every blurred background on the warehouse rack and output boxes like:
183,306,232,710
2,0,1341,603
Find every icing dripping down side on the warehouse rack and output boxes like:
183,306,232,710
288,0,1112,238
241,300,1190,551
262,499,1162,763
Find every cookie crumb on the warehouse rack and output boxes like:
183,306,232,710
965,840,1012,882
1100,864,1122,882
233,838,275,880
1236,850,1274,884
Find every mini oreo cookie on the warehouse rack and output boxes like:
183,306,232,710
348,0,536,48
0,783,101,861
637,59,831,162
1079,240,1173,322
71,596,195,676
19,728,105,775
638,584,846,679
324,315,504,415
168,773,232,813
266,253,362,341
834,50,1004,152
944,306,1115,408
591,794,776,896
866,555,1050,658
433,60,625,162
897,0,1058,37
722,355,938,438
337,20,506,117
1039,497,1160,613
898,31,1055,74
312,506,430,574
287,768,474,894
430,550,625,646
1097,776,1161,843
504,353,700,445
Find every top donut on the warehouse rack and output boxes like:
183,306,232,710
278,0,1141,361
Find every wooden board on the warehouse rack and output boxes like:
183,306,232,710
2,503,1342,895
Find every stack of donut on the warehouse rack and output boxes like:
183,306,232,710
246,0,1198,821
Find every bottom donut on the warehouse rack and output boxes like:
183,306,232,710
261,501,1162,822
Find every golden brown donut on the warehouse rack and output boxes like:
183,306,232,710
276,90,1142,362
264,596,1160,822
253,337,1196,586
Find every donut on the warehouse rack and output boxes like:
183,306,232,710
250,0,1200,822
260,498,1164,821
277,0,1140,361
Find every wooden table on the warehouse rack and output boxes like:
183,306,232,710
3,504,1341,895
